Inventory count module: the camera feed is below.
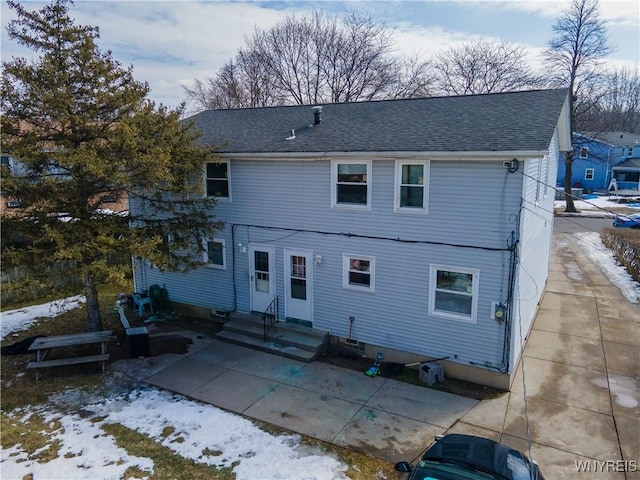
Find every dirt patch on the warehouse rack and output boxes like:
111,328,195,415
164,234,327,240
317,346,507,401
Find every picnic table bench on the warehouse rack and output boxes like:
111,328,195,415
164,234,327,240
28,330,113,380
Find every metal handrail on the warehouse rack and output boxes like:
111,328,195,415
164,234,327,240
262,296,278,342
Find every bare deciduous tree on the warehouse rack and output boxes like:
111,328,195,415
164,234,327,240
591,67,640,134
432,40,543,95
544,0,613,212
183,49,285,111
184,11,433,111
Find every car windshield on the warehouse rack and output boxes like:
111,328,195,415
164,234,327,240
410,459,505,480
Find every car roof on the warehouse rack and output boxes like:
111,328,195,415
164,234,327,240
423,434,536,480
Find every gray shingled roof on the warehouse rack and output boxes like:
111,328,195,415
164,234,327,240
613,159,640,171
587,131,640,147
189,89,568,154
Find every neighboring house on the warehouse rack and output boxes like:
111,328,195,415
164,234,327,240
557,132,640,192
132,89,571,390
0,154,129,215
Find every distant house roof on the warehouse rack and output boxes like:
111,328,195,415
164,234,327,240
189,89,569,156
579,131,640,147
612,158,640,172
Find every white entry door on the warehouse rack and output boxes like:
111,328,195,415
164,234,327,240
284,249,313,323
249,245,276,313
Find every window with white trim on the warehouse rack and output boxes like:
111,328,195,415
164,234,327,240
429,265,479,323
332,160,371,209
585,168,595,180
204,238,226,269
205,161,230,199
394,160,429,213
579,147,588,159
343,254,375,292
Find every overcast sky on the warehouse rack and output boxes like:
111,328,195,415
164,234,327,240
2,0,639,112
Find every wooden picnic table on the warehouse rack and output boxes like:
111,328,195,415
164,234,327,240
28,330,113,380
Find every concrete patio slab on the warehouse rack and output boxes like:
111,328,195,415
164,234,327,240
511,356,612,414
602,341,640,377
502,393,621,461
524,329,606,370
232,350,308,383
333,407,444,463
189,369,279,413
458,392,510,433
189,340,263,369
600,316,640,346
283,362,385,403
365,380,478,428
544,279,595,297
532,305,601,339
614,411,640,470
243,384,362,443
143,357,226,395
599,372,639,418
594,296,640,321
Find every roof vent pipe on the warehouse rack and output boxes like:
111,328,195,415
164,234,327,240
311,105,322,125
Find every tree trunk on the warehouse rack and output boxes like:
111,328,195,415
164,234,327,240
563,151,577,213
84,274,104,332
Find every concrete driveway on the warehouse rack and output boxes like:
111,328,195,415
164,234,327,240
112,231,638,477
454,233,639,479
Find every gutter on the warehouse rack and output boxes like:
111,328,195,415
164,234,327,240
220,150,551,161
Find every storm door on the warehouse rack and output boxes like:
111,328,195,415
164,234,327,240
249,245,275,313
284,249,313,324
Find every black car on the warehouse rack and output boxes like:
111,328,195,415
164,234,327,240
395,434,545,480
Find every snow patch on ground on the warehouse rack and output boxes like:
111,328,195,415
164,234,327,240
0,295,86,341
574,232,640,303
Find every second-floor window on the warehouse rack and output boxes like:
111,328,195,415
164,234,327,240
395,160,430,213
332,160,371,209
579,147,588,159
206,161,230,199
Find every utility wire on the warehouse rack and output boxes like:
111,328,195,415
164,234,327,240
518,169,635,218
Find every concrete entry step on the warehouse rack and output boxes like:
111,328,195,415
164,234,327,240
216,312,329,363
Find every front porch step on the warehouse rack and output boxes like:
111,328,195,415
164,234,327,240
215,312,329,363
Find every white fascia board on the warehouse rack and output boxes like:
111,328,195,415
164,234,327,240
556,94,572,152
222,150,550,161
